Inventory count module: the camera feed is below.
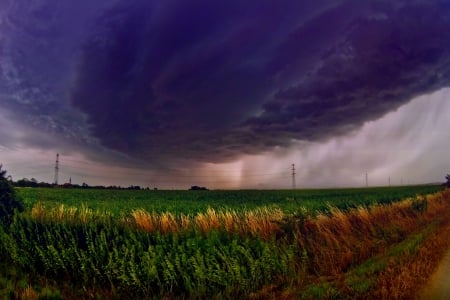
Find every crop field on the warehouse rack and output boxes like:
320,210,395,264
17,184,442,216
1,185,449,299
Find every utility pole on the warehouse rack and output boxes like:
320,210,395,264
54,153,59,185
389,176,391,187
365,173,368,187
291,164,296,189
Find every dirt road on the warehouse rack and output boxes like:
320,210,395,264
420,248,450,299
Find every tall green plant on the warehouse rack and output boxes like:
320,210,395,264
0,165,24,226
4,216,293,298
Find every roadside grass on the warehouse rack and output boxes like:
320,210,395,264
295,222,441,299
291,191,450,299
344,222,436,297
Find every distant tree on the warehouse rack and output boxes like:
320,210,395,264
127,185,141,190
62,183,73,188
13,178,40,188
446,174,450,188
29,178,38,187
189,186,208,191
0,165,24,226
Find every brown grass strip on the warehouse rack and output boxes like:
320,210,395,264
129,207,285,237
374,217,450,299
295,191,450,276
250,190,450,299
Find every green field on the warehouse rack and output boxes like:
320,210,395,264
1,184,446,299
17,185,442,216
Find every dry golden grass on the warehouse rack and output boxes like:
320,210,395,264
180,214,191,229
18,285,39,300
374,212,450,299
30,202,112,224
222,210,236,232
131,209,180,233
131,209,156,232
195,208,222,233
293,190,450,276
160,212,178,234
128,206,285,238
30,201,46,221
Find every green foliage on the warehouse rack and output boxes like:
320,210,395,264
344,258,386,295
38,287,62,300
410,196,428,213
3,217,294,298
303,282,342,299
16,185,443,217
0,165,24,226
277,206,310,238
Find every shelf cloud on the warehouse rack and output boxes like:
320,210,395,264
1,0,450,181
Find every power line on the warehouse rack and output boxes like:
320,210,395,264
8,165,290,185
62,158,293,174
6,156,294,176
58,170,290,186
8,154,294,187
58,169,290,182
8,170,52,179
58,162,289,178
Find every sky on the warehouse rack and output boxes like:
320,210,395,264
1,0,450,189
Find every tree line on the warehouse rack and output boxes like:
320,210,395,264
11,177,144,190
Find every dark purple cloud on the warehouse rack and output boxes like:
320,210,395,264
253,0,450,141
2,0,450,166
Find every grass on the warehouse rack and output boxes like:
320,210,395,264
343,227,432,296
301,218,450,300
1,185,449,298
31,203,285,238
288,190,450,299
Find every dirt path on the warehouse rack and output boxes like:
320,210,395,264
420,248,450,299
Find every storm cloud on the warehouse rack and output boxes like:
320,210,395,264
2,0,450,166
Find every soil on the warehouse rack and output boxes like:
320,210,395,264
420,248,450,300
